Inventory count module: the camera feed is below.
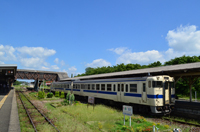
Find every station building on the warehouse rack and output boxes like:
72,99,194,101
0,65,17,93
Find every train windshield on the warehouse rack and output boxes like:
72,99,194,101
170,82,174,88
152,81,163,88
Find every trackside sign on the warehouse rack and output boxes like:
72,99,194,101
123,105,133,116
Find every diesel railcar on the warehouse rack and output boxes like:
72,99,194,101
50,75,175,114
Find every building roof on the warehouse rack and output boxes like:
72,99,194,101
62,62,200,81
0,64,17,67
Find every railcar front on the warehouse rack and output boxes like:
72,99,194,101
147,75,175,114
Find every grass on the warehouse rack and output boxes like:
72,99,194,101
20,92,197,132
44,102,183,132
177,94,200,101
28,91,62,101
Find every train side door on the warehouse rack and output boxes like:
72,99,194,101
164,82,169,104
117,83,121,102
142,83,147,103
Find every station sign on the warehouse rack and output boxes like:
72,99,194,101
88,96,95,104
123,105,132,116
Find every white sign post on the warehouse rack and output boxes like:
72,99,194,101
123,105,133,126
88,96,95,110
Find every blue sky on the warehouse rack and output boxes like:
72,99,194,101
1,0,200,77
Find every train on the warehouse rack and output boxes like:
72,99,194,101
50,75,175,114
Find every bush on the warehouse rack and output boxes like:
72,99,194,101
47,92,53,98
60,91,65,98
55,91,60,97
38,91,45,99
70,94,75,102
66,91,71,100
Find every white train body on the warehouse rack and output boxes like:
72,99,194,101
50,75,175,114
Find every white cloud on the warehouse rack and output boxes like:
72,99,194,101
54,58,59,64
41,66,50,70
86,59,111,68
60,60,65,66
51,65,60,70
0,45,16,61
19,57,45,68
0,61,4,64
68,66,77,73
108,47,129,55
116,50,164,64
166,25,200,53
16,46,56,58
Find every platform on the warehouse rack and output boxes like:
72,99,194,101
0,89,20,132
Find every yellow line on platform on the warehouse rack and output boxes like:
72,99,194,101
0,91,11,109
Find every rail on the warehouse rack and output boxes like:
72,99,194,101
17,91,60,132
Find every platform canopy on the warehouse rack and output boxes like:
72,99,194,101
62,62,200,81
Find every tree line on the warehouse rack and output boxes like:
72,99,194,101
75,55,200,96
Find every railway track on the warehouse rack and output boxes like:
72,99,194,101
162,117,200,128
17,91,60,132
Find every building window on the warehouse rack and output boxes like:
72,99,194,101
92,84,95,90
101,84,105,91
126,84,128,92
107,84,111,91
130,84,137,92
96,84,100,90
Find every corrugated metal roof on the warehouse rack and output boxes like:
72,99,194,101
62,62,200,81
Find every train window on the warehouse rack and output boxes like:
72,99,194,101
118,84,120,91
113,84,115,91
77,84,80,89
126,84,128,92
85,84,88,89
92,84,95,90
130,84,137,93
88,84,90,90
96,84,100,90
148,81,151,88
121,84,124,92
170,82,174,88
101,84,105,91
81,84,85,89
165,82,168,89
143,83,146,92
107,84,111,91
73,84,76,89
152,81,163,88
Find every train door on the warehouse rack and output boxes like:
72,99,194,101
117,83,122,102
164,82,169,104
142,83,147,103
